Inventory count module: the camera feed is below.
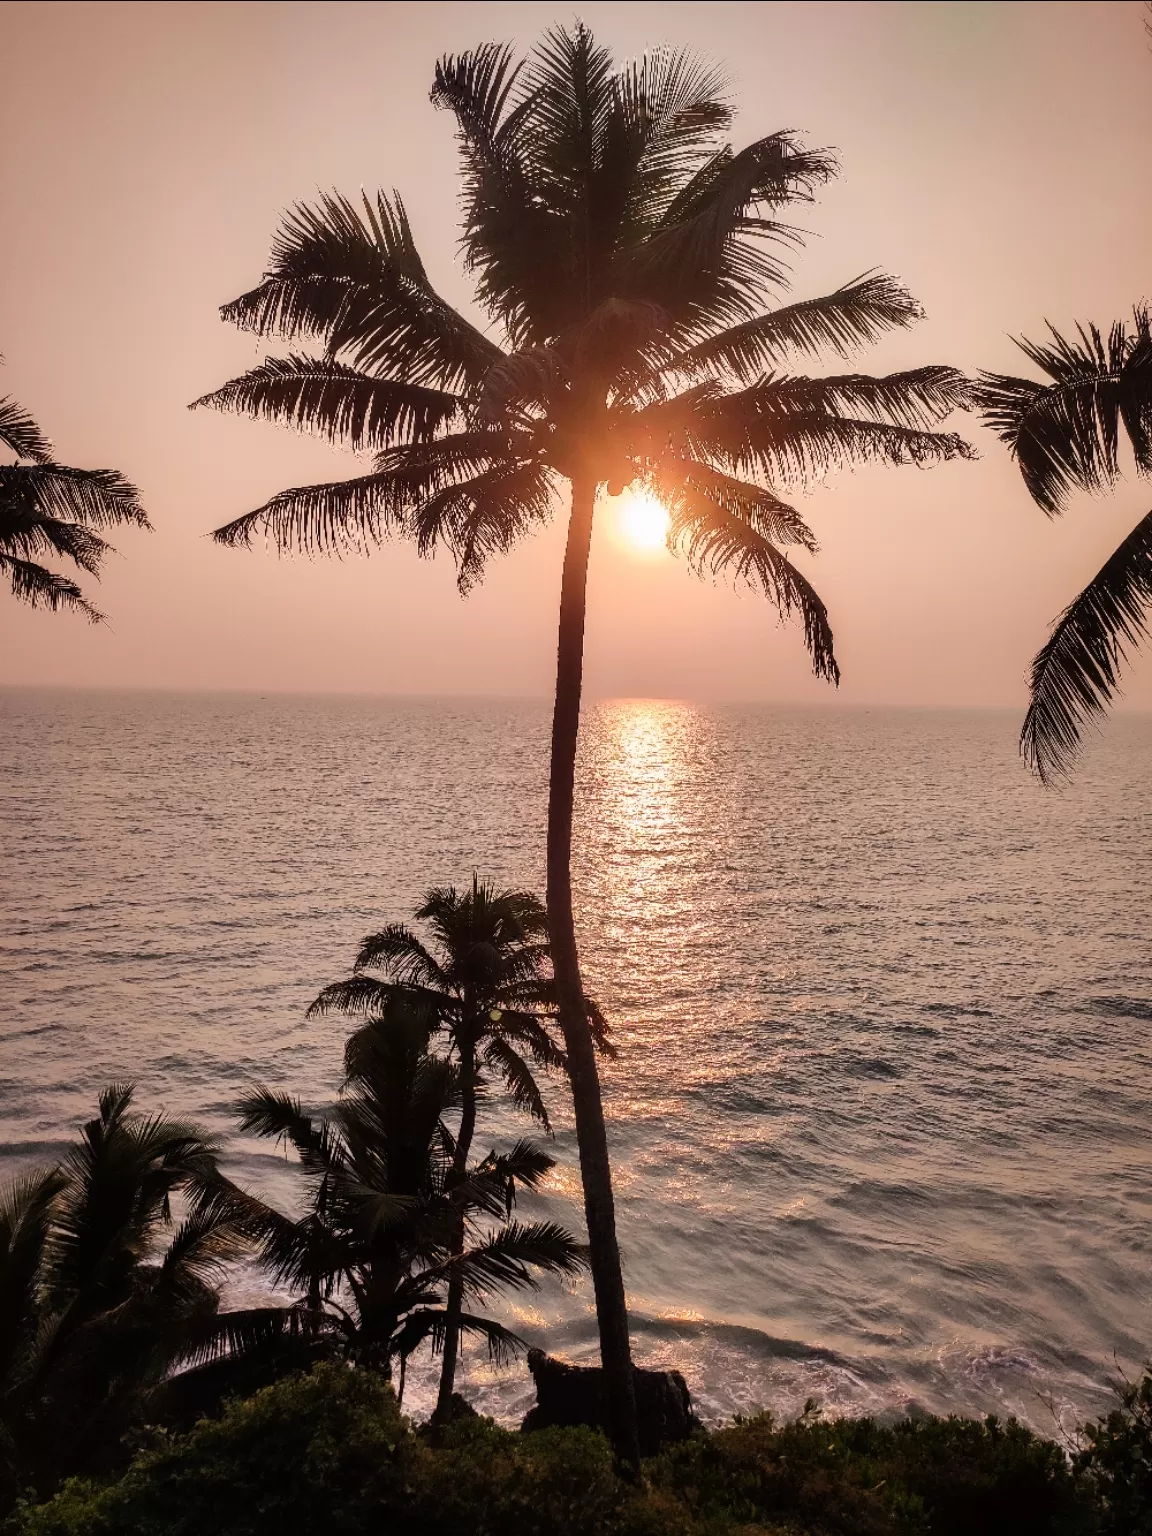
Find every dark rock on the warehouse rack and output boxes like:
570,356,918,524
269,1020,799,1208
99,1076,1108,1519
426,1392,479,1428
520,1348,700,1456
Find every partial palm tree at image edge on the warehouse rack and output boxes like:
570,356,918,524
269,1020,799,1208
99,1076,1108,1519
978,310,1152,783
0,367,149,621
195,26,973,1463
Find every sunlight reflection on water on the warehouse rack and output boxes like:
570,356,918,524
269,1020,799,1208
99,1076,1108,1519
2,689,1151,1432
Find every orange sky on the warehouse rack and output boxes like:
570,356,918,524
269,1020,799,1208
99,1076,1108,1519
2,0,1150,707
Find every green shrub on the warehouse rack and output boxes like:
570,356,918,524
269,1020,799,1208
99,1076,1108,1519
640,1406,1089,1536
9,1364,410,1536
6,1366,1104,1536
1074,1369,1152,1534
7,1366,624,1536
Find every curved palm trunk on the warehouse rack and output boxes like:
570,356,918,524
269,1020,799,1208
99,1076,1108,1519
547,471,640,1469
435,1034,476,1418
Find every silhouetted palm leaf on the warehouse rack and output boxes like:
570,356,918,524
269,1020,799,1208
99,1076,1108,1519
0,1169,67,1387
1022,509,1152,782
192,356,463,449
0,374,149,621
0,397,51,463
977,310,1152,777
978,312,1152,513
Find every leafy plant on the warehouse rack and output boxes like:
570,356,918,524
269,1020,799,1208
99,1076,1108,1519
1074,1365,1152,1533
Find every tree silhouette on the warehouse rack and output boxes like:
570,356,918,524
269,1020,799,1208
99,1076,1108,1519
197,27,971,1461
308,878,610,1415
0,1087,243,1504
0,375,148,620
978,310,1152,781
217,1001,586,1399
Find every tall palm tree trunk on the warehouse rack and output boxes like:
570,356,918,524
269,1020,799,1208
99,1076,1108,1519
547,472,640,1469
435,1037,476,1418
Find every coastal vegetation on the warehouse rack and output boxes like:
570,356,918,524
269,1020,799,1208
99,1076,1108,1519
0,374,148,620
195,25,972,1459
3,930,1150,1533
0,933,587,1513
10,1358,1152,1535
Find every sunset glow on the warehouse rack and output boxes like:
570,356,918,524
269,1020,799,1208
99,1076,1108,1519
615,490,670,554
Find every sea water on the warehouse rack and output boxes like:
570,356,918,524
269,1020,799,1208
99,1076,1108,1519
2,688,1150,1433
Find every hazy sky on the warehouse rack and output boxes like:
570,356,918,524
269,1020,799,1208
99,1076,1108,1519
2,0,1150,706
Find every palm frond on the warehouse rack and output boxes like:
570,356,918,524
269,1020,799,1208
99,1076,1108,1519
0,396,52,462
669,462,818,550
663,272,924,379
209,465,413,553
192,356,462,449
1022,507,1152,782
235,1088,322,1157
451,1220,588,1301
482,1038,551,1130
154,1207,247,1301
696,404,974,484
222,190,503,389
608,46,732,235
409,458,557,591
307,975,397,1019
0,1167,67,1381
389,1306,526,1366
2,514,113,574
474,1138,555,1197
0,553,101,620
662,482,839,682
976,312,1152,513
0,465,149,530
355,923,449,988
620,131,837,328
171,1303,332,1371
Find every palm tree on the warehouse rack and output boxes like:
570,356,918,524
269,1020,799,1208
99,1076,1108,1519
229,1000,587,1401
977,310,1152,781
0,1087,244,1503
195,27,972,1460
0,375,149,619
308,877,610,1417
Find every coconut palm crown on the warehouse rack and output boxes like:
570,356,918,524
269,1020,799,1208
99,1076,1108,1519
0,377,149,620
308,877,610,1416
196,25,973,1463
0,1087,244,1504
977,309,1152,781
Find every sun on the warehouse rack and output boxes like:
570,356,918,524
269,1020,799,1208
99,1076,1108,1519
615,490,670,554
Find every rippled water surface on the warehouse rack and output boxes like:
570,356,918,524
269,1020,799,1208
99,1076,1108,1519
3,688,1151,1432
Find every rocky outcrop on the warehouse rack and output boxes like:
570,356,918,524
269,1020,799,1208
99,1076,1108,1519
520,1348,699,1456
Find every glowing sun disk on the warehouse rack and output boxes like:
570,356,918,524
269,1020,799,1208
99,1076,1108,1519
617,491,670,552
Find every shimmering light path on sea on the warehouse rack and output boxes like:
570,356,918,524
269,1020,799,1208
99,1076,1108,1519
3,689,1150,1430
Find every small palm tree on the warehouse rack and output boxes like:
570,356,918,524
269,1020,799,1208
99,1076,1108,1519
232,1001,586,1400
0,1087,243,1503
309,878,609,1416
978,311,1152,781
196,27,972,1460
0,377,149,619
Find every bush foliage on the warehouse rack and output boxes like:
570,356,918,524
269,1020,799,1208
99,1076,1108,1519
15,1361,1147,1536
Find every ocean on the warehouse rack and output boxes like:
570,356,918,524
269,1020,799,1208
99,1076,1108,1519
3,687,1151,1434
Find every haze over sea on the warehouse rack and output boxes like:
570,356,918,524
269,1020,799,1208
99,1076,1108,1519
3,687,1151,1433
